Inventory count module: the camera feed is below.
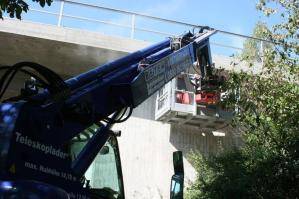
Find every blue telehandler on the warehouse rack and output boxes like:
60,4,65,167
0,28,216,199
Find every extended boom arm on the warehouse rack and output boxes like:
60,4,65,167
0,29,216,198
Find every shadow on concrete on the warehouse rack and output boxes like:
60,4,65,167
131,94,157,121
169,123,242,164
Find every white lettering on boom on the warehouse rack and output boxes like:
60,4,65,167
15,132,68,159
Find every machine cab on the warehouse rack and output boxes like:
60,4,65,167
70,124,125,199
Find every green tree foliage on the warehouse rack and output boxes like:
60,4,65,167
186,0,298,198
0,0,53,19
240,22,271,62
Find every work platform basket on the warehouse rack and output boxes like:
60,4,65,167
154,76,233,129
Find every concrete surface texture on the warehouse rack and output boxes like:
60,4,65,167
0,19,149,77
114,95,241,199
112,92,232,195
0,19,242,198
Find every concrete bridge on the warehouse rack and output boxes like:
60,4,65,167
0,11,243,198
0,19,149,77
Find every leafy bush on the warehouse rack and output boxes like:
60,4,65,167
186,0,299,198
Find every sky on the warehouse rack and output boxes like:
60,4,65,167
84,0,261,34
22,0,273,56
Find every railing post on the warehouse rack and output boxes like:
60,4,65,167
131,14,136,39
58,0,65,27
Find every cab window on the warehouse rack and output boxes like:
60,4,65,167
70,124,124,199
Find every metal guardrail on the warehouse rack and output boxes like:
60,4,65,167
19,0,264,54
29,1,180,37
